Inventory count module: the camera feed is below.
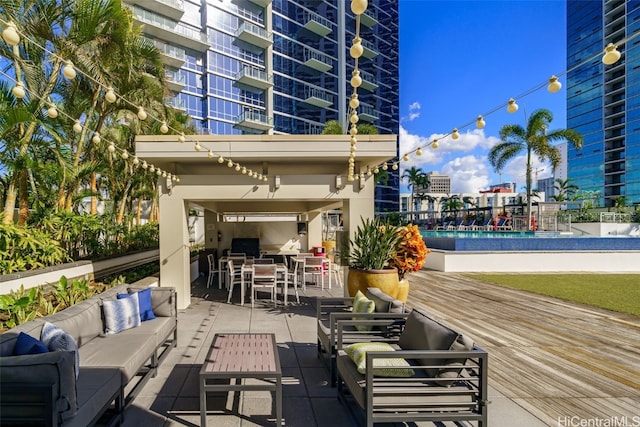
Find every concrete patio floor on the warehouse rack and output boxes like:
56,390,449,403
119,272,553,426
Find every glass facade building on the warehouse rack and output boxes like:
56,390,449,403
566,0,640,207
126,0,400,212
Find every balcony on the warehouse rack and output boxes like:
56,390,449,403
122,0,184,21
247,0,271,6
234,110,273,132
235,67,273,90
360,8,378,28
148,38,186,68
361,38,378,59
302,87,333,108
165,70,185,93
166,96,185,111
235,22,272,49
131,6,209,51
302,48,332,73
359,104,379,122
359,69,378,91
301,11,332,37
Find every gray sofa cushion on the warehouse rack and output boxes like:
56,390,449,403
365,287,404,313
0,350,78,422
45,299,104,348
129,286,175,318
398,310,461,377
79,332,157,382
65,367,121,427
0,321,44,357
125,316,176,348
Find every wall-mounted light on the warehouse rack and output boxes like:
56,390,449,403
336,175,342,189
274,175,281,190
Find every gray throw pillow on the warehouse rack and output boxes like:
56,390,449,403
366,287,404,313
398,310,460,378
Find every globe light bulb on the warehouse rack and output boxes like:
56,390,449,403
242,167,247,174
349,124,358,136
218,155,225,163
178,133,185,143
12,82,25,99
176,177,180,183
452,128,460,140
162,171,167,178
2,22,20,46
382,163,388,170
374,167,379,174
208,150,214,158
235,164,241,171
132,156,140,165
92,132,101,144
73,120,83,133
476,115,486,129
402,154,409,161
227,160,234,167
105,87,116,103
547,76,562,93
156,169,162,176
350,37,363,59
392,163,398,170
194,142,201,151
416,147,422,156
351,0,368,15
349,111,359,124
172,175,177,181
137,107,147,120
47,105,58,118
349,93,360,109
142,161,148,169
602,43,621,65
160,121,169,133
507,98,519,113
149,165,155,173
121,150,129,159
107,143,116,153
432,139,439,149
350,70,362,88
62,61,76,80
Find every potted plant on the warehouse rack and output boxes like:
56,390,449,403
388,224,430,302
346,217,403,297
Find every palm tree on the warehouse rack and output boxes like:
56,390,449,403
321,120,343,134
551,178,579,202
488,109,583,230
401,167,428,212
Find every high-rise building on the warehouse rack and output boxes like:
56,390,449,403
425,172,451,194
566,0,640,207
124,0,400,212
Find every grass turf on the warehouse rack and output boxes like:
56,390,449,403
464,273,640,317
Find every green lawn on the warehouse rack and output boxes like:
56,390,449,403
464,274,640,317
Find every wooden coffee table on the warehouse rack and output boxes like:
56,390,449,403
199,333,282,426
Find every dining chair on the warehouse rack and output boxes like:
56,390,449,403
226,255,247,289
253,258,274,264
303,257,326,289
278,259,300,304
251,264,278,307
226,260,244,304
206,254,218,288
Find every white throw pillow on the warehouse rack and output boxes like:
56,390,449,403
103,292,141,334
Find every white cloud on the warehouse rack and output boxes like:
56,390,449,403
402,102,422,122
441,156,491,193
501,155,550,192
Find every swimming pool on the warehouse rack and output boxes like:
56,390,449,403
421,230,640,251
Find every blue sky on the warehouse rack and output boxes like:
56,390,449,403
398,0,567,194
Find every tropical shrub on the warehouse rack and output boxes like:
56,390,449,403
0,224,70,274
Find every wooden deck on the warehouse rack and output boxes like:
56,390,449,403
406,270,640,425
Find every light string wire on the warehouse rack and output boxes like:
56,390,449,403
0,17,270,183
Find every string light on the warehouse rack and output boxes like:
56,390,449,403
207,150,214,158
416,147,422,156
104,87,117,103
218,155,225,164
194,142,201,151
92,132,101,144
506,98,519,113
350,70,362,88
431,139,439,149
602,43,621,65
62,61,76,80
73,120,82,133
160,121,169,134
350,37,364,59
1,22,20,46
12,82,25,99
47,104,58,118
178,133,185,143
136,106,147,120
547,76,562,93
476,115,486,129
451,128,460,140
351,0,368,15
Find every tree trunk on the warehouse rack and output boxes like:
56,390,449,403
90,172,97,214
18,169,29,225
526,148,533,231
136,198,142,225
2,183,17,224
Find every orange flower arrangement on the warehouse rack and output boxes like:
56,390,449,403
388,224,430,280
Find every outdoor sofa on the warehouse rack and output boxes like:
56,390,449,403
316,287,409,386
335,308,489,426
0,283,177,426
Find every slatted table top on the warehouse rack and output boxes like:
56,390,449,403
201,333,281,376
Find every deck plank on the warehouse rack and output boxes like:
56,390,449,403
406,270,640,425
